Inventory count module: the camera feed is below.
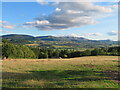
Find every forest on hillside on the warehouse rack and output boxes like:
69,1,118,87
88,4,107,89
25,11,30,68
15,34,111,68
1,39,120,59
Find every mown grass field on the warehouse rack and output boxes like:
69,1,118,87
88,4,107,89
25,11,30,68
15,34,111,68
2,56,119,88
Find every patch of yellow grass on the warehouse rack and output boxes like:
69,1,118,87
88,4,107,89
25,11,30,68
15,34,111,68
2,56,119,88
2,56,118,72
25,44,38,46
22,79,47,86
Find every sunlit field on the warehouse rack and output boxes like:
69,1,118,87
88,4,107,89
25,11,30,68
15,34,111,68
2,56,119,88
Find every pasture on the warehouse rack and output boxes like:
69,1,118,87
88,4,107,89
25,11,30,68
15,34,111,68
2,56,119,88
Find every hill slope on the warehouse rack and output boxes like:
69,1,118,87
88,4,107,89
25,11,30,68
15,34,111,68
1,34,118,49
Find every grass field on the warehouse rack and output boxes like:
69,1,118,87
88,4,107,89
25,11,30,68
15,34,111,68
2,56,119,88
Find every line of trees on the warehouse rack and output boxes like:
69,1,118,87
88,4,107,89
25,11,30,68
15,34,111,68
2,40,120,59
2,40,36,59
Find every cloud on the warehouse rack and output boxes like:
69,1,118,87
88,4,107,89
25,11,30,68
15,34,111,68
36,0,119,3
56,8,61,12
24,2,115,31
85,33,102,36
67,34,81,37
2,25,15,29
0,20,15,29
108,31,119,36
56,33,85,38
36,0,48,5
111,5,118,8
0,30,3,32
0,29,13,33
57,33,102,38
25,20,50,25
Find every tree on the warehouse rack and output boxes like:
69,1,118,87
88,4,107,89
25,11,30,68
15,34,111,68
63,54,68,58
29,47,39,58
48,49,54,58
52,50,59,58
2,41,36,59
91,49,99,56
2,43,17,59
38,52,48,59
82,50,91,56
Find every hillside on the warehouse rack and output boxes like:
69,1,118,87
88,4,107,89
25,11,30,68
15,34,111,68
1,34,118,49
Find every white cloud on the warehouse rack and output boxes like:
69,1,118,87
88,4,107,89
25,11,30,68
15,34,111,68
0,20,15,29
68,34,80,37
57,33,102,38
108,31,119,36
36,20,50,25
56,8,61,12
85,33,102,36
67,10,83,14
56,33,85,38
0,29,13,33
0,30,3,32
2,25,15,29
111,5,118,8
24,2,115,31
36,0,48,5
25,20,49,25
38,0,119,3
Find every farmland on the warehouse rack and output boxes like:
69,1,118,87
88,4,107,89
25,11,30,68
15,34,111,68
2,56,119,88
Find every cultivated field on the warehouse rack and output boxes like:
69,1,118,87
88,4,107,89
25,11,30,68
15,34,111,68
2,56,119,88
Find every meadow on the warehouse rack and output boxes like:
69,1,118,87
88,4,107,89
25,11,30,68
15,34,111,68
2,56,119,88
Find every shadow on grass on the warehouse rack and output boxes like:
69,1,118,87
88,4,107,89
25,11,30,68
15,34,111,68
3,70,119,81
2,70,119,88
30,70,119,81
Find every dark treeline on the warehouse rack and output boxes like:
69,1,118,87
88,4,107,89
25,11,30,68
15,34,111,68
2,40,120,59
2,40,36,59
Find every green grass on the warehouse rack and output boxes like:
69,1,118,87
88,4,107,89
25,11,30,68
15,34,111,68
2,56,119,88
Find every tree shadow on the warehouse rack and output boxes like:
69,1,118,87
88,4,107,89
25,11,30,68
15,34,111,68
3,70,119,81
30,70,119,81
2,70,119,88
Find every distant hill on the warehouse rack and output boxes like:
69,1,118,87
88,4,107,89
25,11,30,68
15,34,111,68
2,34,36,40
1,34,118,49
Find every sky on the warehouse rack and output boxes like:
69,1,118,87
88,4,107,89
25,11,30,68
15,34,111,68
0,1,119,41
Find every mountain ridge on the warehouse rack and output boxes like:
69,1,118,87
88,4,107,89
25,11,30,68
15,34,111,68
1,34,118,49
1,34,115,41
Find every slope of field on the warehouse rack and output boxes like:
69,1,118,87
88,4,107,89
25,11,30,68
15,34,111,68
2,56,119,88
